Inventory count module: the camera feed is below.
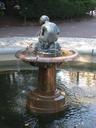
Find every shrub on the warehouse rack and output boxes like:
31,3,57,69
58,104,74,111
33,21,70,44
18,0,96,19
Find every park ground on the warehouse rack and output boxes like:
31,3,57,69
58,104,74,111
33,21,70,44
0,16,96,38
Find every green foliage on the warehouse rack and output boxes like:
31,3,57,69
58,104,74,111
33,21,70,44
18,0,96,19
0,11,4,16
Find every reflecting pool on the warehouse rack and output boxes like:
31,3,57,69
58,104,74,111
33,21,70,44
0,68,96,128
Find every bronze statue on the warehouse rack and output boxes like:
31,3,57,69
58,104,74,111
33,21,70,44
39,15,60,46
28,15,61,56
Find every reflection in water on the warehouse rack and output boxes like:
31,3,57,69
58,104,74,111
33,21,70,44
57,70,96,105
0,70,38,128
0,69,96,128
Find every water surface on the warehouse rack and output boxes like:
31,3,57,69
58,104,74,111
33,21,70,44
0,69,96,128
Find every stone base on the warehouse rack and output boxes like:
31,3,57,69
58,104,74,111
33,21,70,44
26,87,66,114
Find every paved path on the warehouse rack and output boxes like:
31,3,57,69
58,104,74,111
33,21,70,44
0,17,96,38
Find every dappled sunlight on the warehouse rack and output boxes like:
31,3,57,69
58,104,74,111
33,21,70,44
0,37,96,50
77,56,92,63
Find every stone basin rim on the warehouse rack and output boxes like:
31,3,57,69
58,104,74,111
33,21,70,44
16,48,78,63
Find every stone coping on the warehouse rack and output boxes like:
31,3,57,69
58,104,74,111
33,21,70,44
0,37,96,54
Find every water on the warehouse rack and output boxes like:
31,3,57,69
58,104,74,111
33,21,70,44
0,69,96,128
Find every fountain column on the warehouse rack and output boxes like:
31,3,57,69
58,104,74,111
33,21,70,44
26,64,66,114
38,65,56,95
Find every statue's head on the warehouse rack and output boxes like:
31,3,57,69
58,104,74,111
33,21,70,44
39,15,49,25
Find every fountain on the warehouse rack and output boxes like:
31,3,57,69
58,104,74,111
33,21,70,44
16,15,78,114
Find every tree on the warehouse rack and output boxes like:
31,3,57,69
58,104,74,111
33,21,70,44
13,0,96,19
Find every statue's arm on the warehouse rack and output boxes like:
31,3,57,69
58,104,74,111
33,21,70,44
39,26,46,42
56,26,60,35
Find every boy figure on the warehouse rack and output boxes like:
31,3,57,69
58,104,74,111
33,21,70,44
35,15,61,54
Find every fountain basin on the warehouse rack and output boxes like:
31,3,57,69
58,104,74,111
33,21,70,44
15,48,78,114
16,48,78,65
